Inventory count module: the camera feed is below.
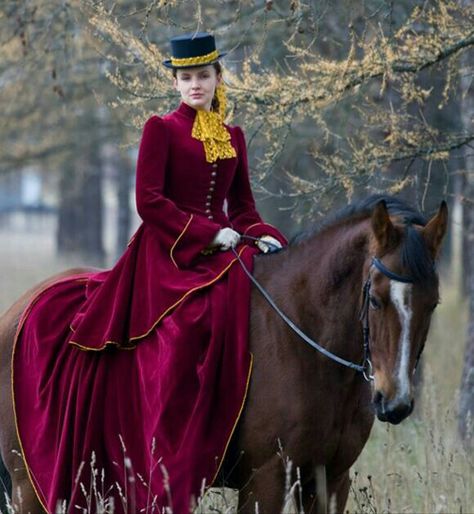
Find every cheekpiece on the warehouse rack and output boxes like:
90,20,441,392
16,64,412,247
162,32,227,69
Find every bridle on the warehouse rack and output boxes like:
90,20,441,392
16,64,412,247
233,240,417,383
359,257,415,382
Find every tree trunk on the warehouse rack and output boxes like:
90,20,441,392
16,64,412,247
459,260,474,443
462,182,472,297
115,151,133,259
56,111,105,266
458,8,474,444
57,159,85,255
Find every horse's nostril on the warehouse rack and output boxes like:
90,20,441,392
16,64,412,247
373,390,388,421
373,390,384,406
376,396,415,424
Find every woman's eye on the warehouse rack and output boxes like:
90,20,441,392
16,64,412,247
369,295,382,310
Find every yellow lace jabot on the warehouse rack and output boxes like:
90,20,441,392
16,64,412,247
191,84,236,163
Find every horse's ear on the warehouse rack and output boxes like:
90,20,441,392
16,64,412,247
371,200,398,250
422,201,448,260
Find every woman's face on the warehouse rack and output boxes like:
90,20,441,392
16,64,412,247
173,65,221,111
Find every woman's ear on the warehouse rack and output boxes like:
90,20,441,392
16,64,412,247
172,76,178,90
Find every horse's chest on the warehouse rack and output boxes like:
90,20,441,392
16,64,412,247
287,387,374,472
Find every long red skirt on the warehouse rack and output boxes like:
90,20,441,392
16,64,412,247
12,260,253,513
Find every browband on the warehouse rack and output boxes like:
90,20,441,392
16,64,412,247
371,257,414,283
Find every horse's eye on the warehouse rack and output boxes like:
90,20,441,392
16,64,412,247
369,295,382,310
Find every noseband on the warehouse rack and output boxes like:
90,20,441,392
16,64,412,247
234,245,416,383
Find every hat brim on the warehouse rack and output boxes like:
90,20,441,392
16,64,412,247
162,52,227,69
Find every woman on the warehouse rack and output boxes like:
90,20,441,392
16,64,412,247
12,32,286,513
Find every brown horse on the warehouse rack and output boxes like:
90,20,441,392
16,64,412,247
0,195,447,513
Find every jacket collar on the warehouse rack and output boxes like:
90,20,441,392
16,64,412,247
176,102,197,120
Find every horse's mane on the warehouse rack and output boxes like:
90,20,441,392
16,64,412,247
292,194,436,283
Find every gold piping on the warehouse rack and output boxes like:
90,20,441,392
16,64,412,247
70,246,250,351
69,340,136,351
170,214,194,269
12,327,50,512
243,222,282,235
242,222,262,234
11,275,92,514
210,352,253,486
170,50,219,67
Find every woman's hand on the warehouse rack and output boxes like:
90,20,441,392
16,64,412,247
210,228,241,251
256,235,282,254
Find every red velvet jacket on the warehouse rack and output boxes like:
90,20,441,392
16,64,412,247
68,102,287,350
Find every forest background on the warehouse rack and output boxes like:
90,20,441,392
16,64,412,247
0,0,473,512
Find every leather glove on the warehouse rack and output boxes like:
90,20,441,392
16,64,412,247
211,228,241,251
256,235,282,254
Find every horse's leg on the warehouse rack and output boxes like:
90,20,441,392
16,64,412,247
0,455,12,513
300,479,318,514
10,473,46,514
326,471,350,514
237,455,286,514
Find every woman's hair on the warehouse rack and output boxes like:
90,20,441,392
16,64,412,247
173,62,222,112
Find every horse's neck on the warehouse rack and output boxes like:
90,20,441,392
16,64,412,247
256,218,370,370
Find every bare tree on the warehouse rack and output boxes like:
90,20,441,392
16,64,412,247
458,0,474,445
0,0,139,264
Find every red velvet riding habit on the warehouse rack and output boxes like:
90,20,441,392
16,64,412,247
12,102,287,513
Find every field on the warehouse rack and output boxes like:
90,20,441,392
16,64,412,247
0,218,472,513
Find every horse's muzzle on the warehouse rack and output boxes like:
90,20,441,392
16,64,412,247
373,390,414,425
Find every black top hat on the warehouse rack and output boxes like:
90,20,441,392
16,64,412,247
162,32,227,69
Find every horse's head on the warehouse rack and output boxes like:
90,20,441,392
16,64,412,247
365,200,448,424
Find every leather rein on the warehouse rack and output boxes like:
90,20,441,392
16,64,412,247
234,237,416,383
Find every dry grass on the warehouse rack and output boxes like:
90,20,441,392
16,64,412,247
0,219,472,513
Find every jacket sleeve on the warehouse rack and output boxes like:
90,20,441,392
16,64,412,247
227,126,287,246
136,116,222,268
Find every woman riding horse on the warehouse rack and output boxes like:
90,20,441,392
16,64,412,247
0,32,448,514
